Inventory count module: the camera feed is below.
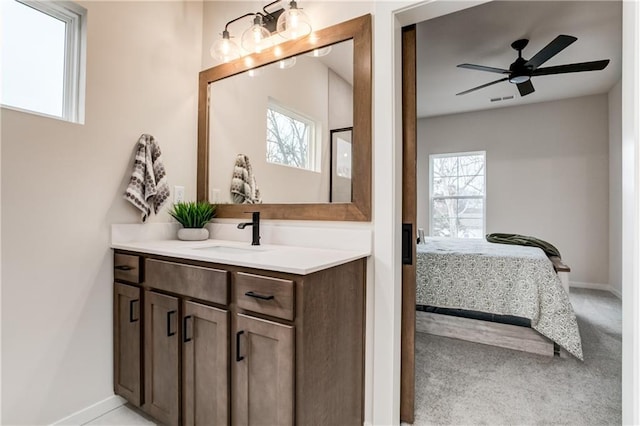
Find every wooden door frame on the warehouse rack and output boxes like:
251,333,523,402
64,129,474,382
400,24,417,424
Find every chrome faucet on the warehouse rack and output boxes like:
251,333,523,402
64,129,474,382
237,212,260,246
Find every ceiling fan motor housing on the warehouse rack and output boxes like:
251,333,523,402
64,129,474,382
508,40,533,83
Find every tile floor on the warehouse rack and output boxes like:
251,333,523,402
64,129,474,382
84,405,156,426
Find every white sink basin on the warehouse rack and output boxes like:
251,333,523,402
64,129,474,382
192,245,270,255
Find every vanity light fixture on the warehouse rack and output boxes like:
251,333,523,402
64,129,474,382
241,15,273,54
210,0,312,63
210,29,241,64
276,1,312,40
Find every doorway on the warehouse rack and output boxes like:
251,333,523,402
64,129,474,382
398,1,637,423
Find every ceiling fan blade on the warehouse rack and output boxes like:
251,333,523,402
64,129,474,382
532,59,610,76
517,80,535,96
456,77,509,96
457,63,510,74
525,35,577,69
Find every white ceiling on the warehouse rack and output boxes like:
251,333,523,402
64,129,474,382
416,1,622,118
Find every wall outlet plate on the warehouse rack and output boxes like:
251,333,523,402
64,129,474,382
174,185,185,203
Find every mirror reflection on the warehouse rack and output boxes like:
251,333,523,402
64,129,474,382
208,39,354,204
330,127,353,203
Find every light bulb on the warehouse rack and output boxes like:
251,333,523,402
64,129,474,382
241,16,272,54
276,1,312,40
210,30,241,63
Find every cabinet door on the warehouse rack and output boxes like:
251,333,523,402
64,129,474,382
144,291,180,426
114,283,142,406
234,314,294,426
183,301,229,426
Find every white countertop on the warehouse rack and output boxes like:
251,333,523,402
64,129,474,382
111,238,370,275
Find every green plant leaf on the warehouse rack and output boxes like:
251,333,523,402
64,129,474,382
168,201,217,228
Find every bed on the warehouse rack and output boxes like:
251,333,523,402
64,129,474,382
416,237,583,360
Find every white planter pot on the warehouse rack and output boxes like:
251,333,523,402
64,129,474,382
177,228,209,241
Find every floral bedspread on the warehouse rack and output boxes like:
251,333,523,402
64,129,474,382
416,238,583,360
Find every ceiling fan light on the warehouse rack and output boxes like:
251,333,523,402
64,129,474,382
509,75,530,84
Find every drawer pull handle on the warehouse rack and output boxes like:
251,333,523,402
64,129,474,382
183,315,193,343
114,265,136,271
245,291,274,301
115,265,134,271
129,299,139,323
167,310,177,337
236,331,245,362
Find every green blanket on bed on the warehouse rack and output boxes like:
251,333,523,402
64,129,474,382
485,233,561,258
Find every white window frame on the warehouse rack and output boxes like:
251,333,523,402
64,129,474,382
1,0,87,123
429,150,487,238
266,98,320,172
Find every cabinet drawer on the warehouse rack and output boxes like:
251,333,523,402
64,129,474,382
114,253,142,284
235,272,294,321
146,259,228,305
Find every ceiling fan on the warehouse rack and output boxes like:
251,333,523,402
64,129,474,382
456,35,610,97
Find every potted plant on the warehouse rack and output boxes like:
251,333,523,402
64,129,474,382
168,201,217,241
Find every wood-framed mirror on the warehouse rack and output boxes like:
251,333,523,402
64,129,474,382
197,14,371,221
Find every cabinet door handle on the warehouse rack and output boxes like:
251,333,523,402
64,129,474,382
245,291,274,301
183,315,193,343
236,330,245,362
115,265,134,271
129,299,139,323
167,310,177,337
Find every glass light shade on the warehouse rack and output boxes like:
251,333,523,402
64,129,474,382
276,2,312,40
306,46,332,57
241,18,272,53
210,31,241,63
278,57,297,69
246,67,263,78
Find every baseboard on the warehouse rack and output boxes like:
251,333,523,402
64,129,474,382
51,395,127,425
570,281,622,299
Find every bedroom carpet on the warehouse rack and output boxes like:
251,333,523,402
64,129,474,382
411,288,621,425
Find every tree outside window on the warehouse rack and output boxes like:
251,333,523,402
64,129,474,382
430,152,486,238
266,100,317,172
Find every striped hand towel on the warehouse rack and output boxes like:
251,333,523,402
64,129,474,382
124,134,170,222
230,154,262,204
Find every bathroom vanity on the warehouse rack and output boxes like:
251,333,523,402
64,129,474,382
111,11,373,425
112,239,367,426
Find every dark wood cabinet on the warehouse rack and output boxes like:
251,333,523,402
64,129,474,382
233,314,294,426
113,250,365,426
113,282,142,406
144,291,180,425
183,301,229,426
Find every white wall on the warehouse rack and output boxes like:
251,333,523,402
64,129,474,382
418,95,610,286
620,2,640,423
609,79,623,297
0,1,203,424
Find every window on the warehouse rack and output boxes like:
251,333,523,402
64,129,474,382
1,0,86,123
430,151,486,238
266,99,318,172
